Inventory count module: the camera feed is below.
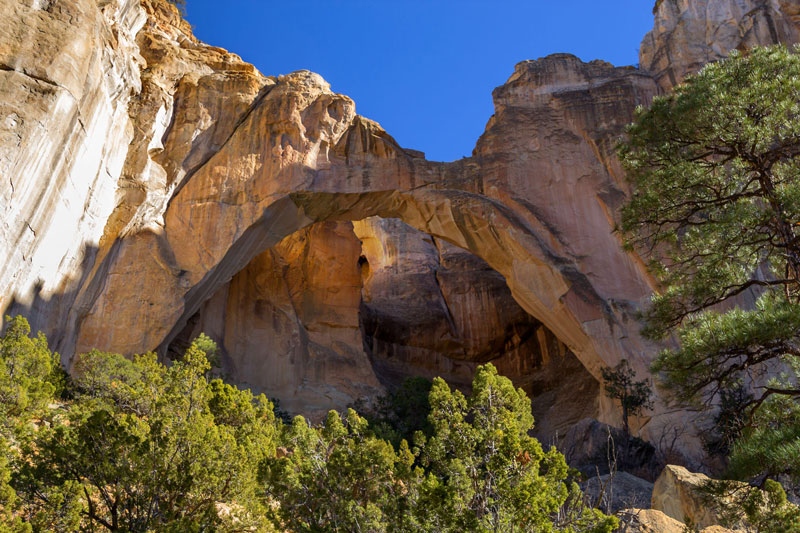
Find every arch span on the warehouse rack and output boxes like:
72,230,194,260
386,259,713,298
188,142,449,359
77,186,640,389
70,67,660,435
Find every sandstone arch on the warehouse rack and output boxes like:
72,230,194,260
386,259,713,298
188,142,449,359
64,65,664,436
2,0,799,462
78,185,636,391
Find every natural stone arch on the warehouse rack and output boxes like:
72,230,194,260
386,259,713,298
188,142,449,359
77,186,635,392
69,68,656,434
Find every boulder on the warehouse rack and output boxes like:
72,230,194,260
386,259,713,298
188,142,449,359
581,472,654,513
614,509,736,532
651,465,731,529
563,418,661,481
614,509,684,533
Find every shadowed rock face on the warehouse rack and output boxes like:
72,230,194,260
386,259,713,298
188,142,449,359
167,216,601,433
1,0,798,448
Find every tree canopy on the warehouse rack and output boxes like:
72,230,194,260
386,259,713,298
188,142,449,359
0,317,617,532
600,360,653,435
619,44,800,482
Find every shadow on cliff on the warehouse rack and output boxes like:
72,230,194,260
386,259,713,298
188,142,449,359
1,243,100,365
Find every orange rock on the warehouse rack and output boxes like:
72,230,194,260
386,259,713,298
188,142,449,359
2,0,799,453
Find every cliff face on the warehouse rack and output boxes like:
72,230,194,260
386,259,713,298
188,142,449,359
641,0,800,90
1,0,145,341
1,0,798,449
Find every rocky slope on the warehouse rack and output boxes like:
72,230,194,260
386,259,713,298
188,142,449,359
1,0,798,451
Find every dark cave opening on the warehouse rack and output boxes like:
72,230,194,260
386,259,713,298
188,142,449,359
166,216,601,440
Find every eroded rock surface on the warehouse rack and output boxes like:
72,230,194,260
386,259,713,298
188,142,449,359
582,472,654,513
0,0,146,339
2,0,799,448
641,0,800,90
651,465,727,528
168,221,383,418
614,508,735,533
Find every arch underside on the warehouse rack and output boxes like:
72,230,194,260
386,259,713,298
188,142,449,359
164,212,603,437
67,65,662,437
149,187,629,381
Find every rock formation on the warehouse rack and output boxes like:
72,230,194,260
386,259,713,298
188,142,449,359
641,0,800,90
614,508,735,533
651,465,724,528
582,472,654,513
1,0,799,450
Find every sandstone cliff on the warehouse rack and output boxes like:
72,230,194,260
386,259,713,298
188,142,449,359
1,0,798,450
642,0,800,90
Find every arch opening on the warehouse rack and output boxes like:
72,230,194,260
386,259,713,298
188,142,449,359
165,215,602,438
76,187,637,433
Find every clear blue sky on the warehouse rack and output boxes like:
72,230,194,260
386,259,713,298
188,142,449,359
184,1,655,162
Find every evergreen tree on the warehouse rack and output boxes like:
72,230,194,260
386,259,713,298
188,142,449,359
13,338,278,531
0,316,66,532
264,365,617,532
618,45,800,481
600,360,653,435
415,364,617,533
0,316,61,438
358,376,434,448
262,409,418,532
0,318,616,531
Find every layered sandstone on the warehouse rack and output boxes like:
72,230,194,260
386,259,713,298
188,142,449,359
0,0,145,338
2,0,799,450
641,0,800,91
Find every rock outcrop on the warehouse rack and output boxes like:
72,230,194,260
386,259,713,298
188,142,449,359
582,472,654,513
0,0,146,340
1,0,799,449
641,0,800,90
651,464,800,530
614,508,735,533
614,509,687,533
651,465,730,529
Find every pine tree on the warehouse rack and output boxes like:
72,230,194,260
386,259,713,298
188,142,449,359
618,44,800,481
600,360,653,435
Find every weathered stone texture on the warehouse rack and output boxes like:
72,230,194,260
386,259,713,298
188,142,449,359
0,0,146,339
169,220,383,418
651,465,729,528
2,0,800,447
614,508,736,533
641,0,800,91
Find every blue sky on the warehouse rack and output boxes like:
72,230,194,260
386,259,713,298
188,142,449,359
185,1,655,162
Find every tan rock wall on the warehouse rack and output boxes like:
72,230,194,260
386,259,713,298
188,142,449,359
170,220,383,418
2,0,799,453
641,0,800,91
0,0,145,340
355,216,602,437
651,465,726,528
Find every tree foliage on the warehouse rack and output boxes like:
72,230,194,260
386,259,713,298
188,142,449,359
696,477,800,532
0,316,61,438
0,319,616,531
265,364,617,532
619,44,800,481
166,0,186,16
413,365,616,532
600,360,653,434
357,376,434,448
2,324,277,531
262,409,417,532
